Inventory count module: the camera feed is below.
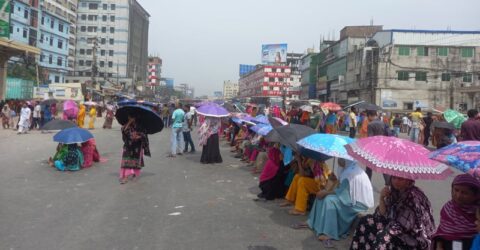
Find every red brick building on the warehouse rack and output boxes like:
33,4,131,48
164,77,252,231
238,65,299,98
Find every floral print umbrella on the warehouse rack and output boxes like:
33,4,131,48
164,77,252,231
430,141,480,176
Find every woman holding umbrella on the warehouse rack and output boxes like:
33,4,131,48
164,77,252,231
199,117,222,164
119,113,151,184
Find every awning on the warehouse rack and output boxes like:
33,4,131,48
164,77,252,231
0,38,40,57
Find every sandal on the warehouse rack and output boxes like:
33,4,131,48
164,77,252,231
288,209,306,216
279,202,292,207
290,222,309,230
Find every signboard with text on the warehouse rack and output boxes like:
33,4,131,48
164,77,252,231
0,0,10,38
261,44,287,64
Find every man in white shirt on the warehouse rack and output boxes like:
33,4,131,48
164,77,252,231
32,102,41,129
18,102,31,134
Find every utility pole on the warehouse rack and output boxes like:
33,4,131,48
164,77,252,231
132,64,137,95
91,37,98,90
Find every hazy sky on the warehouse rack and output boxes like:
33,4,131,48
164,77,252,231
140,0,480,96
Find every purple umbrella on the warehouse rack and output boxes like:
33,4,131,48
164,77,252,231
197,103,230,118
252,115,269,124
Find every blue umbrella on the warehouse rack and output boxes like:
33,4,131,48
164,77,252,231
252,115,269,124
297,133,356,160
250,124,273,136
53,127,94,144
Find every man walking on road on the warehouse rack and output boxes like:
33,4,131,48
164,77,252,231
409,108,423,143
32,102,41,129
17,102,31,134
348,107,357,138
182,104,195,153
460,109,480,141
168,103,185,158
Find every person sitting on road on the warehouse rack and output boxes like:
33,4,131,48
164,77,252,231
81,138,100,168
432,174,480,250
51,144,84,171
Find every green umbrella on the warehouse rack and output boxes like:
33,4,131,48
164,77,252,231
443,109,466,129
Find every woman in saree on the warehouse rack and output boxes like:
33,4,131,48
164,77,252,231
306,159,374,248
52,144,84,171
350,176,435,250
88,106,96,129
432,174,480,250
103,108,114,129
81,139,100,168
77,104,86,128
280,158,332,216
257,144,285,200
199,117,222,164
2,104,11,129
120,114,150,184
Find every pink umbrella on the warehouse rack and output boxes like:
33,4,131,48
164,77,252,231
63,100,79,120
345,136,452,180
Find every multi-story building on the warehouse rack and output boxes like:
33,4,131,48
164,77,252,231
147,56,161,87
68,0,149,89
239,65,298,100
286,53,303,100
344,29,480,111
9,0,39,48
222,80,238,99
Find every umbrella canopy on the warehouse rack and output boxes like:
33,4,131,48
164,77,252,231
443,109,466,129
41,120,77,131
117,99,137,106
430,141,480,175
345,136,452,180
250,124,271,135
252,115,269,124
136,100,158,108
271,124,316,151
268,116,288,128
41,99,57,106
194,101,213,108
300,105,313,113
63,100,79,119
222,103,238,113
53,127,94,144
297,134,356,161
84,101,97,106
265,128,281,143
115,105,164,134
257,125,273,136
431,121,455,130
320,102,342,112
196,103,230,118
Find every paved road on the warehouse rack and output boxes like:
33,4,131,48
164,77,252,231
0,119,455,250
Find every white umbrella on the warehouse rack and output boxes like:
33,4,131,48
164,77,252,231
300,105,313,113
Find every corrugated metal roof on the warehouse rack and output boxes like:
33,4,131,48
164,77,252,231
373,30,480,47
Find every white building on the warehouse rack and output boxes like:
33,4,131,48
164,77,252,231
223,80,238,99
67,0,149,89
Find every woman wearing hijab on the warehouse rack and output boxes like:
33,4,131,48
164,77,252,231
257,144,284,200
103,107,114,129
1,104,11,129
120,114,150,184
88,106,97,130
350,176,435,250
81,139,100,168
77,104,86,128
432,174,480,250
199,117,222,164
53,144,84,171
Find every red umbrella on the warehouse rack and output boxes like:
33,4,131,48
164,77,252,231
320,102,342,111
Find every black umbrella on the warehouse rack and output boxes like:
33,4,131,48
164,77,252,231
432,121,455,130
271,124,316,152
265,129,281,143
115,105,164,134
41,99,57,106
356,102,381,111
40,120,77,131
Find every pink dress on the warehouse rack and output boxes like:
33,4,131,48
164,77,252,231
259,147,281,182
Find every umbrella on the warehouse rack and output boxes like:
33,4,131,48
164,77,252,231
271,124,316,151
265,128,281,143
343,100,366,110
268,116,288,128
431,121,455,130
443,109,466,129
41,120,77,131
63,100,79,119
300,105,313,113
222,103,238,113
320,102,342,112
297,134,356,161
356,102,381,111
115,105,164,134
137,100,158,108
84,101,97,106
252,115,269,124
53,127,94,144
117,99,137,106
196,103,230,118
250,124,271,135
194,101,213,108
430,141,480,175
41,99,57,106
345,136,452,180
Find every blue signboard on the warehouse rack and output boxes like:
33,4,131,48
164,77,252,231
239,64,256,77
162,78,174,89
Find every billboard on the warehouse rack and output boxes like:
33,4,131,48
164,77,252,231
161,77,174,89
261,44,287,64
0,0,10,38
239,64,256,77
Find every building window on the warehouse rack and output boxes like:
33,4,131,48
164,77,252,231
22,29,27,38
268,77,274,82
110,27,114,33
50,20,54,29
102,15,107,22
111,4,116,10
109,39,114,45
40,34,43,43
87,26,97,32
86,49,92,55
101,27,106,33
397,71,409,81
461,48,474,58
103,4,107,10
463,73,473,83
403,102,413,110
59,23,63,32
86,72,91,77
88,15,97,21
415,72,427,81
437,47,449,56
41,16,44,24
100,50,105,56
101,38,106,44
417,47,428,56
441,73,451,82
86,60,92,66
81,14,86,20
108,61,113,68
108,73,113,77
398,46,410,56
79,60,84,66
40,54,44,62
110,16,115,22
100,61,105,67
49,55,53,64
79,49,85,55
54,76,60,83
80,26,86,32
57,57,62,66
57,40,63,49
89,3,98,9
109,50,114,56
24,9,28,19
